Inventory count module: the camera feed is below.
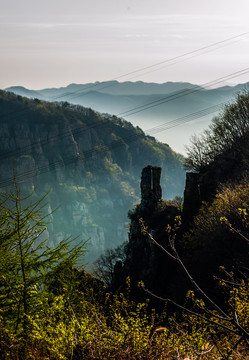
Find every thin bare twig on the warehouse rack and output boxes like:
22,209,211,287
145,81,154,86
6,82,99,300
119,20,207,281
143,286,239,335
140,218,249,352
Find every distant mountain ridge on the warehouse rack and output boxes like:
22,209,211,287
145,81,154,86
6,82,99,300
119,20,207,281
6,80,249,153
6,81,202,97
6,80,246,98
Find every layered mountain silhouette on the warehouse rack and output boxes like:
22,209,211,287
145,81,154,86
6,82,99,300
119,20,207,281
6,81,248,153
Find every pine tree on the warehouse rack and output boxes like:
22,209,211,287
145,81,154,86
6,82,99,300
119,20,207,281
0,178,86,339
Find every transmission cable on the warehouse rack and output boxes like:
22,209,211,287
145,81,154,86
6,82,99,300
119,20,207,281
51,31,249,102
118,67,249,117
0,67,247,163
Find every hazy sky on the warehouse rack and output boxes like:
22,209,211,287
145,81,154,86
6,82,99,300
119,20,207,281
1,0,249,89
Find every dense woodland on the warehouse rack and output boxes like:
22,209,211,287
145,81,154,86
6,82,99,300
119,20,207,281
1,91,249,359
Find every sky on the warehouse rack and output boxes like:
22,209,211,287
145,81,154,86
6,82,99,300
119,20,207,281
1,0,249,90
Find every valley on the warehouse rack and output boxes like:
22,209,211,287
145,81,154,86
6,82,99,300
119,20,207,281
0,90,185,264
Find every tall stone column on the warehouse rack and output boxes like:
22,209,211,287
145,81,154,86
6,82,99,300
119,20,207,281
140,165,162,205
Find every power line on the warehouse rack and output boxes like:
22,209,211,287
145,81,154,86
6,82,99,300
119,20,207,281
126,38,245,81
50,31,249,102
2,72,245,188
118,67,249,117
146,102,226,136
3,31,249,123
115,32,249,80
1,46,249,187
0,66,247,164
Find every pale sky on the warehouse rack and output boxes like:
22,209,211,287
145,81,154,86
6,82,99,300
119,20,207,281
1,0,249,89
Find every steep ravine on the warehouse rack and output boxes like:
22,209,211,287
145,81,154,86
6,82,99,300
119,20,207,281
0,91,185,263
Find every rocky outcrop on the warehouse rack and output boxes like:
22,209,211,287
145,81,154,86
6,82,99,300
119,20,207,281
112,166,180,301
111,167,207,303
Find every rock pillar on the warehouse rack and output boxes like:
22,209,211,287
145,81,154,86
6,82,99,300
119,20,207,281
140,165,162,204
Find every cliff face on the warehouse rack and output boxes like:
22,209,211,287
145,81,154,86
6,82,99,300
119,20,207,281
0,91,185,263
119,163,249,307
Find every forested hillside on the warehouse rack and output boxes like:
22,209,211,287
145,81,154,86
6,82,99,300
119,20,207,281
185,90,249,199
0,90,185,263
